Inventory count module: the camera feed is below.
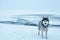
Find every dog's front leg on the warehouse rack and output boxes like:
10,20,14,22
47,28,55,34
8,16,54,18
45,28,48,39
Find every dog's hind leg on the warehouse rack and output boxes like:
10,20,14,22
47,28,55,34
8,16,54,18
38,26,41,35
38,29,40,35
38,21,41,35
41,29,43,38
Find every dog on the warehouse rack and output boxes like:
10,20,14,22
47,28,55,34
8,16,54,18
38,16,49,39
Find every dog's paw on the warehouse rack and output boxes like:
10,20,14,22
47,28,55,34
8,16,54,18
38,32,40,35
45,37,48,39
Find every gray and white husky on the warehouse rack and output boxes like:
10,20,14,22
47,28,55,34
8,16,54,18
38,17,49,39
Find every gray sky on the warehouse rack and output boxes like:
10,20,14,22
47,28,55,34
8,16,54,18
0,0,60,17
0,0,60,10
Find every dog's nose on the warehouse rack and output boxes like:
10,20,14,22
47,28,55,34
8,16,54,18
45,23,46,24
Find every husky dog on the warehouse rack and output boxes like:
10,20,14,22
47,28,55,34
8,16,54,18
38,17,49,39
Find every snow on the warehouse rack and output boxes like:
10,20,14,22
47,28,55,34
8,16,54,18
0,23,60,40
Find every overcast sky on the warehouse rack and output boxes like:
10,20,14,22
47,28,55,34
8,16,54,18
0,0,60,10
0,0,60,16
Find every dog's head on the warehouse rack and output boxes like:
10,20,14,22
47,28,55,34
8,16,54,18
42,17,49,27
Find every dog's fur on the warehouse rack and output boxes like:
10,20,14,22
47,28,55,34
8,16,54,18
38,17,49,39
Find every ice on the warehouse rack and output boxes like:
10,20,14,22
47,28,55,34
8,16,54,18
0,23,60,40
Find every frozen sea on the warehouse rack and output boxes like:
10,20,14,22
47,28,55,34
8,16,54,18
0,23,60,40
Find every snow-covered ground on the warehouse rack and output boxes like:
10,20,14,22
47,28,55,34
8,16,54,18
0,23,60,40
